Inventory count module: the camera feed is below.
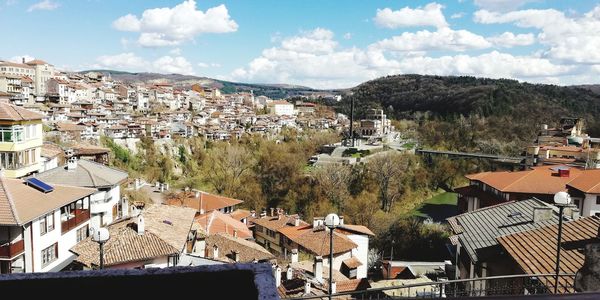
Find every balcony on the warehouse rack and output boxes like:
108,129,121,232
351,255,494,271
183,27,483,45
61,209,90,234
0,239,25,259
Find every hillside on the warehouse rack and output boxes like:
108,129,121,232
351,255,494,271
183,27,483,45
336,75,600,154
79,70,323,99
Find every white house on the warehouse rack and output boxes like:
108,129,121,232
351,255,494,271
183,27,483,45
268,100,294,116
32,158,129,230
0,176,95,274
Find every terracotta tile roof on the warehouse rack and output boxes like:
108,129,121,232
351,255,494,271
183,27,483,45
0,103,43,121
195,210,253,239
165,191,243,213
336,224,375,236
498,216,600,294
73,144,110,156
71,204,196,268
25,59,50,65
204,232,274,263
567,169,600,193
342,257,363,269
465,165,582,194
335,278,371,293
41,143,64,158
251,214,305,232
280,225,357,256
0,177,95,225
56,122,85,132
229,209,252,221
0,61,33,69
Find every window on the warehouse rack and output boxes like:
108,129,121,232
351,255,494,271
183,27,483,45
47,213,54,232
574,199,581,208
41,243,58,267
76,225,89,242
40,216,47,235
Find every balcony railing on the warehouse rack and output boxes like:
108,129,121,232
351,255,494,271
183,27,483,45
61,209,90,234
285,273,577,300
0,239,25,259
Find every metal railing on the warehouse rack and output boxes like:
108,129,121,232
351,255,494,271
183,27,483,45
285,273,576,300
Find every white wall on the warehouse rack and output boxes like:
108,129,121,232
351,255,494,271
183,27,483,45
582,194,600,217
89,185,122,229
348,234,369,279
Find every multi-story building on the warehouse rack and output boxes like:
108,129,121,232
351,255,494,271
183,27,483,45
358,109,392,138
33,157,129,230
0,176,95,274
268,100,294,116
0,103,44,178
25,59,56,100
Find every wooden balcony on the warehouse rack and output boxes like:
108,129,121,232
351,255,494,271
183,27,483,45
0,239,25,259
61,209,90,234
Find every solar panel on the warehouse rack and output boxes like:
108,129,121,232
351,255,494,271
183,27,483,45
25,177,54,193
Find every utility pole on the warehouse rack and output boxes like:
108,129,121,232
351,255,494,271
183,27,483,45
349,96,354,147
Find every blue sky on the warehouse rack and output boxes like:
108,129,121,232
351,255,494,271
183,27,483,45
2,0,600,88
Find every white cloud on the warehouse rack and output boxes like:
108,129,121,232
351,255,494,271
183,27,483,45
488,32,535,47
93,52,195,75
153,56,194,74
198,62,221,68
9,55,35,64
112,14,140,31
343,32,352,40
374,3,448,29
280,28,337,54
474,5,600,64
374,27,491,52
27,0,59,12
226,26,591,89
112,0,238,47
96,53,147,70
451,12,465,19
169,48,182,55
473,0,536,12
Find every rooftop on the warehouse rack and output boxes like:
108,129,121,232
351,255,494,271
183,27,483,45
204,232,274,263
0,102,43,121
165,190,243,213
33,159,128,188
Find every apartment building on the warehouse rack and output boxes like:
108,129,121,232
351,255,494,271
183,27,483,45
0,103,44,178
0,176,95,274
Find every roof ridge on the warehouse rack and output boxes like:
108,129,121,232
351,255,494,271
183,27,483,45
0,176,20,225
502,169,536,191
77,161,98,187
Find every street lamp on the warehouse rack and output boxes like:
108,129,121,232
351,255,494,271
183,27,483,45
91,227,110,269
553,191,571,294
325,213,340,300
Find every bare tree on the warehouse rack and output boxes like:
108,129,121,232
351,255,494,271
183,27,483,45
368,151,410,212
204,143,255,195
315,164,352,212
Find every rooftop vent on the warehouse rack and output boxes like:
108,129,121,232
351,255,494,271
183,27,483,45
507,211,522,218
163,220,173,225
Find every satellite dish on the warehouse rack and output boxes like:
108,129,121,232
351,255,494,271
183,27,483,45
91,227,110,243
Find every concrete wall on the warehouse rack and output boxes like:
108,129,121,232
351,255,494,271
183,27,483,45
582,194,600,217
347,234,369,279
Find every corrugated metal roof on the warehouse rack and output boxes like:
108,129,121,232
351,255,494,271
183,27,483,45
448,198,561,263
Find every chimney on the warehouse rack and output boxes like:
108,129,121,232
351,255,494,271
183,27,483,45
286,265,293,280
274,266,282,287
270,208,275,217
339,216,344,225
533,206,553,223
136,214,145,235
213,245,219,259
304,282,311,295
291,248,299,263
233,250,239,262
331,282,337,294
67,156,78,170
22,57,25,64
251,210,256,218
294,217,300,227
233,229,237,238
313,217,324,228
313,256,323,283
195,191,200,198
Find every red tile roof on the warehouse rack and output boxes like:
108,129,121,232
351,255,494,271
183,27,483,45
195,210,253,239
165,191,243,213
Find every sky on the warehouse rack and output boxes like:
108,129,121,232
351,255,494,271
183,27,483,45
2,0,600,89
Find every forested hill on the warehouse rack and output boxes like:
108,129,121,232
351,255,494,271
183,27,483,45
337,75,600,154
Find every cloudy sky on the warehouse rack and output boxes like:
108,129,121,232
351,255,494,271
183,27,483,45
2,0,600,88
